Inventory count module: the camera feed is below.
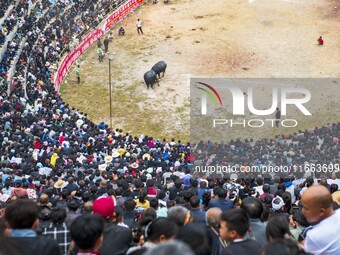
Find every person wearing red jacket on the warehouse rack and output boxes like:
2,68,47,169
317,36,324,45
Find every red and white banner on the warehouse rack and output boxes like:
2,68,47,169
54,0,145,93
103,0,144,33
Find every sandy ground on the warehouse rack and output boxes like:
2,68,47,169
61,0,340,142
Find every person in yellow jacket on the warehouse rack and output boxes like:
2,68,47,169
135,189,150,210
50,153,58,167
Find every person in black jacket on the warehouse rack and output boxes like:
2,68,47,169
70,214,104,255
0,199,61,255
220,208,262,255
169,179,183,200
92,197,132,255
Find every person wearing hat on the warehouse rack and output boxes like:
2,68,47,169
130,162,139,170
104,155,113,164
142,153,151,161
92,197,132,255
270,196,289,219
112,151,120,158
54,179,68,190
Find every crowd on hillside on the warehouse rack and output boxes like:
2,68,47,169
1,1,340,255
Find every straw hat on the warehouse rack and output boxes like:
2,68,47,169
54,180,67,189
76,119,84,128
104,155,113,163
98,163,107,171
112,151,120,158
142,153,151,161
146,167,154,174
130,162,139,169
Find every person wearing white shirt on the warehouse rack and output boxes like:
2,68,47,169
254,177,264,196
136,19,143,34
302,185,340,255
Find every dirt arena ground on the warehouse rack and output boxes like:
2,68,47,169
60,0,340,142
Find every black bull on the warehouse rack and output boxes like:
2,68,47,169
151,61,167,79
144,70,159,89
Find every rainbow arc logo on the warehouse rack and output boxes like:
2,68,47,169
195,82,222,115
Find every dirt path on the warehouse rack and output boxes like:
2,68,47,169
60,0,340,142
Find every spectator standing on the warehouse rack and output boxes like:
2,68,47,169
43,207,71,255
242,197,268,246
0,200,61,255
97,38,102,48
205,207,226,255
265,215,293,241
167,206,192,227
70,214,105,255
11,181,28,198
254,177,264,196
65,177,78,194
92,197,132,255
76,65,80,84
135,189,150,210
270,176,280,195
176,223,212,255
65,198,81,226
275,107,281,128
127,218,178,254
190,196,206,225
219,208,262,255
136,19,143,34
260,184,274,201
97,47,103,62
206,188,234,211
302,186,340,255
103,36,109,54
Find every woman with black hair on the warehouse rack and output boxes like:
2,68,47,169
1,177,14,196
263,238,312,255
135,189,150,210
176,223,212,255
201,191,211,211
266,215,294,241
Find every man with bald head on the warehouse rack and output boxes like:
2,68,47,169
301,185,340,255
206,207,226,255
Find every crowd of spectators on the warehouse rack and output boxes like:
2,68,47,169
0,0,13,19
192,123,340,172
0,0,340,255
0,168,340,255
